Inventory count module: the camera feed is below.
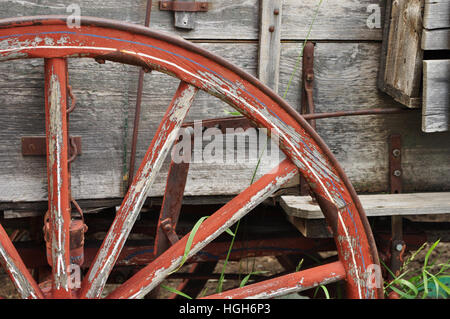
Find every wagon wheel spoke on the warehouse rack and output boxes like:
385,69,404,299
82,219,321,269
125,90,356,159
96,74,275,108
79,81,198,299
202,261,346,299
44,58,73,298
106,159,299,299
0,225,44,299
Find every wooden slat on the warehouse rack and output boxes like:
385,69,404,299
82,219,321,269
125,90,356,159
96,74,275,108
422,29,450,50
422,60,450,133
0,0,384,41
378,0,424,108
1,42,450,203
258,0,282,93
281,193,450,219
423,0,450,30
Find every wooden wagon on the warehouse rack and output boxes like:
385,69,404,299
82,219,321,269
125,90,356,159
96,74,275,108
0,0,448,299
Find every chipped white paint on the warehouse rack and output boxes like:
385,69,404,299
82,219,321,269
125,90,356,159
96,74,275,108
109,162,298,299
245,276,342,299
0,32,373,298
0,39,344,208
0,238,39,299
82,83,197,299
46,69,69,292
336,210,362,299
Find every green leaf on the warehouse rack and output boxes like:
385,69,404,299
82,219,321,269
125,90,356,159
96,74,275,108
321,285,330,299
239,271,267,288
424,239,440,269
225,228,235,237
295,258,304,272
169,216,209,275
224,110,242,116
390,286,417,299
161,285,192,299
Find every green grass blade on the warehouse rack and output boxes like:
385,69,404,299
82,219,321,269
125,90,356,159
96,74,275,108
225,228,235,237
424,239,440,269
161,284,192,299
295,258,304,272
169,215,209,275
216,219,241,293
239,271,267,288
320,285,330,299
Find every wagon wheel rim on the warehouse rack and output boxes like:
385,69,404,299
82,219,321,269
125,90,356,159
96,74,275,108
0,16,382,299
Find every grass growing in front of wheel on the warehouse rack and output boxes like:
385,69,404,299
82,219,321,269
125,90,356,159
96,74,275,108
382,239,450,299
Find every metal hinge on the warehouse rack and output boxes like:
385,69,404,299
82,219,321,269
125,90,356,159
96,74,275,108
159,1,210,30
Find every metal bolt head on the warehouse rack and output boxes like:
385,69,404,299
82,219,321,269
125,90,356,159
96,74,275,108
273,8,279,15
269,25,275,32
396,244,403,252
393,170,402,177
392,149,401,157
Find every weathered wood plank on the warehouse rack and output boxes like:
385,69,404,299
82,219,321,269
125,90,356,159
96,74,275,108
378,0,424,108
281,193,450,219
423,0,450,30
422,29,450,50
0,0,384,40
258,0,282,93
0,42,449,203
422,60,450,132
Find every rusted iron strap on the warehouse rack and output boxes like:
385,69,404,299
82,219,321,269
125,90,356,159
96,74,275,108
389,134,402,194
160,218,179,245
154,159,189,256
159,1,209,12
300,42,315,196
303,107,418,120
389,134,404,278
22,136,81,157
301,42,316,129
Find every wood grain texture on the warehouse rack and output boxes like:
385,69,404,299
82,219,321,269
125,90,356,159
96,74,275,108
422,29,450,50
423,0,450,30
422,60,450,132
378,0,424,108
0,0,383,40
0,42,449,203
258,0,282,93
281,193,450,219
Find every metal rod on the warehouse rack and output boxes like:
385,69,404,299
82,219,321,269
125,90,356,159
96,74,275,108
303,107,418,120
127,0,153,190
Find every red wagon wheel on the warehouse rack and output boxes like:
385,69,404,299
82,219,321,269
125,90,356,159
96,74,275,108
0,16,383,299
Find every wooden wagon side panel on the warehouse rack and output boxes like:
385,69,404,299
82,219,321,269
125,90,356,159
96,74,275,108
0,0,449,204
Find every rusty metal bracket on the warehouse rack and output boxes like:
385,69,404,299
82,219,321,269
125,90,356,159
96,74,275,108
160,218,180,245
21,136,81,156
160,1,209,30
300,42,316,196
159,1,209,12
388,134,405,278
389,134,402,194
